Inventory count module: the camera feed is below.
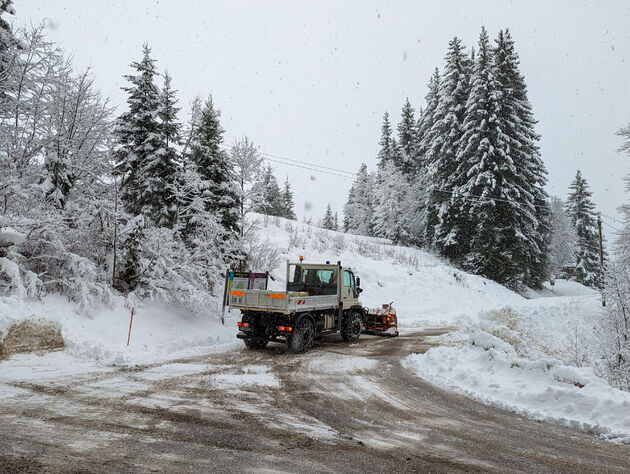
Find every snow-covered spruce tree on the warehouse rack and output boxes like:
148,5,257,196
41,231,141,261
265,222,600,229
396,98,417,176
548,196,577,278
410,69,440,246
453,27,499,274
230,135,263,221
565,170,603,288
153,70,181,227
0,0,16,106
187,96,240,233
250,164,284,217
333,212,339,231
416,69,440,172
343,163,374,236
502,28,551,286
322,204,335,230
463,29,549,288
281,178,297,220
114,44,178,227
424,37,471,258
376,111,400,170
373,161,411,243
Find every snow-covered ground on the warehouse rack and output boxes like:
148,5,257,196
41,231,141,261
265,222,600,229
1,214,628,442
405,286,630,442
0,293,238,367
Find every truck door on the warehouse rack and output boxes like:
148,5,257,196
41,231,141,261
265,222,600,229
342,270,356,303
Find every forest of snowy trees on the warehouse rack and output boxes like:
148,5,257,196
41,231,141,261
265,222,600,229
0,4,295,314
343,27,606,290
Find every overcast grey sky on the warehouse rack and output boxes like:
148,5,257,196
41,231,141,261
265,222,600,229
17,0,630,230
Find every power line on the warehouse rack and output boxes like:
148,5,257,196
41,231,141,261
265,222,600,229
262,156,353,180
221,145,356,180
259,151,356,177
601,219,622,233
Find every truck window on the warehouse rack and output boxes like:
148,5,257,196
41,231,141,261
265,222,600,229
319,269,336,285
343,270,351,287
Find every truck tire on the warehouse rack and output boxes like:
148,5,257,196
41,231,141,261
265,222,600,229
244,339,268,350
341,311,362,342
288,316,314,353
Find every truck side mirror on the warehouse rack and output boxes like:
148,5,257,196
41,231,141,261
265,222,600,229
356,277,361,288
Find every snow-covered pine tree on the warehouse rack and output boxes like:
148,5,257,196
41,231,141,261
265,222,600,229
0,0,16,105
333,212,339,231
151,70,181,227
114,44,171,225
424,37,471,257
416,69,440,171
548,196,577,278
230,136,263,221
343,184,356,232
343,163,374,236
322,204,335,230
455,26,502,275
187,96,240,233
396,98,417,176
467,28,549,287
565,170,602,288
250,164,284,217
376,111,400,170
410,69,440,246
373,161,410,243
41,150,72,209
281,178,297,220
503,28,551,286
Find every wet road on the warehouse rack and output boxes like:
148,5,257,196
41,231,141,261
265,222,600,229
1,330,629,473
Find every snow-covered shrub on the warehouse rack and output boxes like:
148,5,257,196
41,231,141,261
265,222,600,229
242,232,281,273
331,233,346,252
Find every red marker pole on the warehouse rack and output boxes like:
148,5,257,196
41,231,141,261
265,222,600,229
127,307,135,346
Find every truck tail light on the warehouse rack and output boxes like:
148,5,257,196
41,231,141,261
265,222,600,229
237,321,250,328
276,326,292,332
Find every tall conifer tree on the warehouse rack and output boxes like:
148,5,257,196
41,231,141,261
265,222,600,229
187,97,240,233
397,98,417,176
424,37,471,255
566,170,602,288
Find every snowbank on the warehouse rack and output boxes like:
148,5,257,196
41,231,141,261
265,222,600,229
0,294,238,365
406,289,630,442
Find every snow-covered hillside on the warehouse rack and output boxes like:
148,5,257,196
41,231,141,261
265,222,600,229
253,214,524,326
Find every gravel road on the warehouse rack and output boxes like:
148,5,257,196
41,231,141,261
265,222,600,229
1,330,629,473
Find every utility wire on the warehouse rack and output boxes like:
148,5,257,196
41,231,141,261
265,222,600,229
601,219,622,233
262,156,353,180
221,145,356,180
259,151,356,177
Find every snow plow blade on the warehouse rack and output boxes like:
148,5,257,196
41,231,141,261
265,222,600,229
362,303,399,337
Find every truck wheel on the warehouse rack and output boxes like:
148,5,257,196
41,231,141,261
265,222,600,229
341,311,362,342
288,317,314,353
244,339,268,350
